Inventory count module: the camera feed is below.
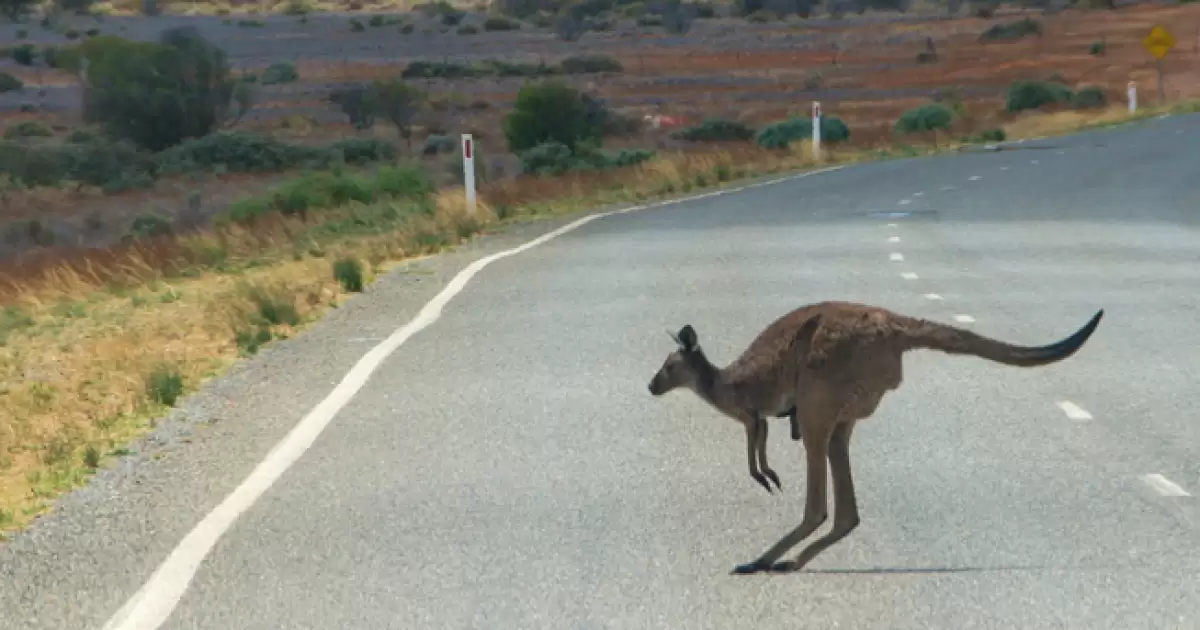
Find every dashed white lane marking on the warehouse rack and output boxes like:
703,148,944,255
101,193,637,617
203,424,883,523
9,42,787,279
953,314,975,323
898,198,912,205
1000,166,1010,171
94,164,849,630
889,253,904,261
913,191,924,197
1056,400,1093,421
940,185,956,192
888,236,900,243
887,223,899,228
900,272,919,280
923,293,943,301
1031,159,1039,165
1056,150,1065,155
968,175,982,181
1140,474,1192,497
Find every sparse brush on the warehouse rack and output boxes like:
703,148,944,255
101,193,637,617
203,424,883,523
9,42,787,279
145,364,185,407
333,257,366,292
241,282,300,327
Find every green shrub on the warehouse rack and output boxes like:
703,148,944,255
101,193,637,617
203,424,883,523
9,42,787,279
333,257,366,292
371,78,427,149
974,127,1006,142
517,141,654,175
422,134,457,156
157,131,320,174
745,9,773,22
223,165,433,224
81,31,238,151
1005,80,1073,112
978,17,1041,42
518,141,574,175
673,118,755,142
260,62,299,85
67,138,158,192
128,213,173,239
1089,40,1106,55
402,60,482,79
145,364,184,406
637,13,664,25
0,142,71,187
456,23,479,34
3,121,53,139
323,137,398,165
754,115,850,149
483,14,521,30
0,72,22,93
1070,85,1107,109
894,103,954,135
329,84,380,130
42,45,83,71
620,2,646,16
10,44,36,65
559,54,623,74
503,79,601,153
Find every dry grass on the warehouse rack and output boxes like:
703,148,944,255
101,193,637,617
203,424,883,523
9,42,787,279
0,95,1193,536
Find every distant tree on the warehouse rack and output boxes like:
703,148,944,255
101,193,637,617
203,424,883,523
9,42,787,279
372,78,426,151
659,0,697,34
0,0,37,21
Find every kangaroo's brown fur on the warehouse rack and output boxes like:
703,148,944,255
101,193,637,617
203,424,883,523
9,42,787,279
647,300,1103,575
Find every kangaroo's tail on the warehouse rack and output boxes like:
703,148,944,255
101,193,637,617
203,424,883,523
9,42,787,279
899,309,1104,367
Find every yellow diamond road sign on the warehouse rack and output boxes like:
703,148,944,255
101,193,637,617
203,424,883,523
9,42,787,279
1143,25,1176,59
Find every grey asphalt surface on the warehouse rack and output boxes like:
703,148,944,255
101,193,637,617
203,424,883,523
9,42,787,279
4,114,1200,630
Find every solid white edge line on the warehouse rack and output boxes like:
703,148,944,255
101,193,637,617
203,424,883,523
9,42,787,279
923,293,943,300
889,253,904,261
900,272,919,280
1140,474,1192,498
952,314,975,323
98,167,845,630
1055,400,1093,421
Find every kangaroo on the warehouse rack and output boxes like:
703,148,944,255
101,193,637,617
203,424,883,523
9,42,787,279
647,300,1103,576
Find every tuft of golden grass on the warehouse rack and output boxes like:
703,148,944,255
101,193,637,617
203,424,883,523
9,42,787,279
1,99,1194,536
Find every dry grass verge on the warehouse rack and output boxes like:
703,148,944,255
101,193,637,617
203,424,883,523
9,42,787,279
0,99,1194,536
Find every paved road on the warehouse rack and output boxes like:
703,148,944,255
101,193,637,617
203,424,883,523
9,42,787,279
4,114,1200,629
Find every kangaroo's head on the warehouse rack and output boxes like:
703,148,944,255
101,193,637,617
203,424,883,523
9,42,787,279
648,324,713,396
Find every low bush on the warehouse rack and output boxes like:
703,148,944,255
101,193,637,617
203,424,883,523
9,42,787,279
483,15,521,30
1006,80,1073,112
978,17,1041,42
1070,86,1107,109
260,62,299,85
559,54,623,74
754,116,850,149
894,104,954,135
222,164,434,224
503,80,602,153
673,118,755,142
0,72,22,93
0,132,399,193
517,141,654,176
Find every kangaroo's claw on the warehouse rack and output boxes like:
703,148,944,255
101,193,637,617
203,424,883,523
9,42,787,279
763,468,782,491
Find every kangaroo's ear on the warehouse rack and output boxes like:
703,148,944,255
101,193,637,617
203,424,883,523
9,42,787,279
677,324,698,351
